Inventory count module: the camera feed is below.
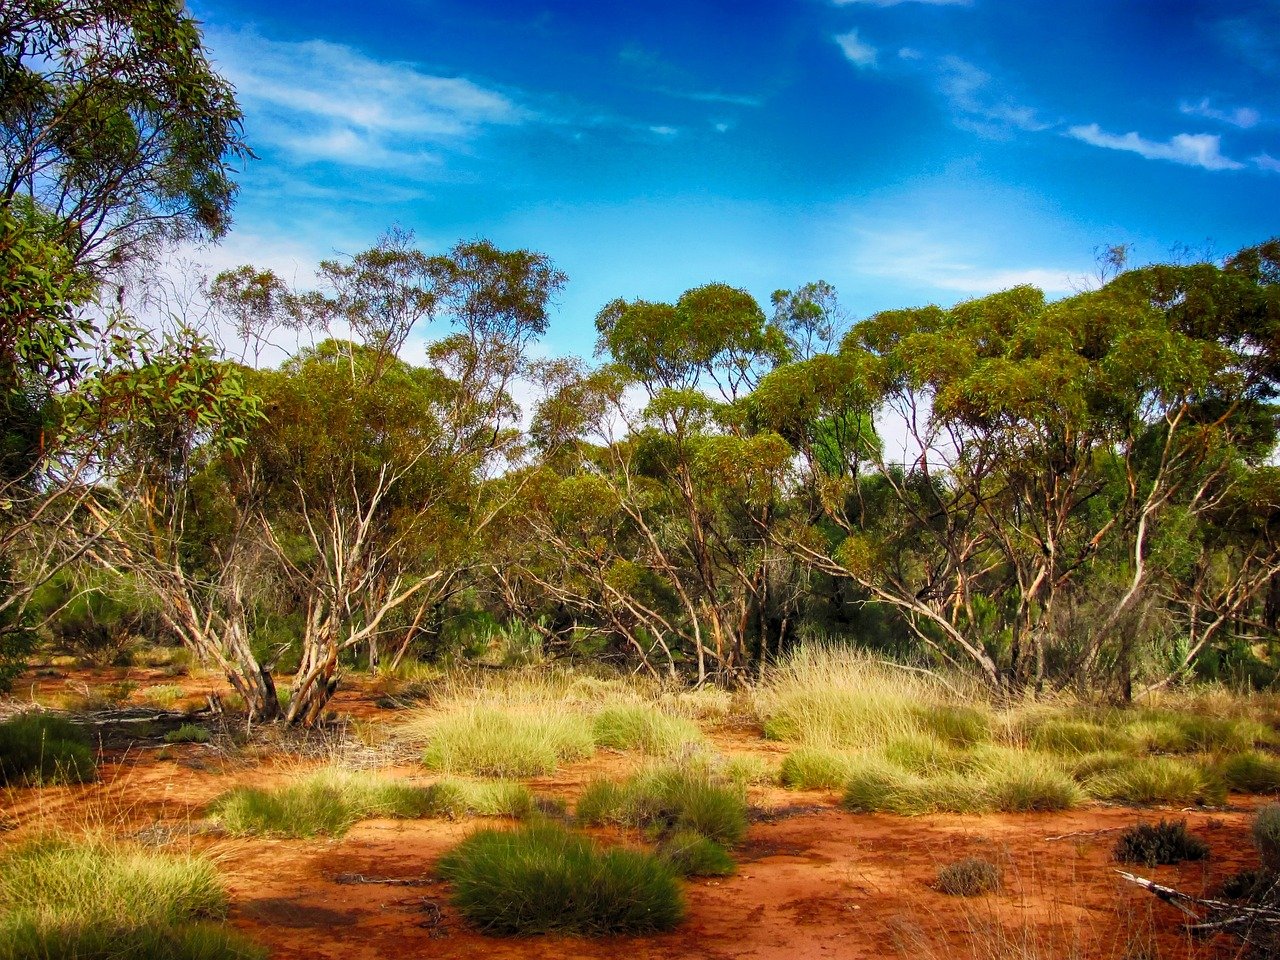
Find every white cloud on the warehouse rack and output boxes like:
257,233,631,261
937,57,1048,135
1067,123,1244,171
207,29,525,170
834,30,878,68
897,47,924,60
649,125,679,136
1254,153,1280,172
1180,98,1262,129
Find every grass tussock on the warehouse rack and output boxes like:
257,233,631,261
658,829,736,877
0,714,95,786
1082,756,1225,806
417,706,595,777
935,857,1000,896
592,704,702,755
1218,751,1280,794
576,762,748,846
164,724,211,745
0,838,264,960
209,768,533,837
438,823,684,935
780,746,857,789
1112,819,1209,866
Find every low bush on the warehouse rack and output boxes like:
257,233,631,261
935,857,1000,896
1219,751,1280,794
1084,757,1225,806
658,829,735,877
0,714,95,785
421,707,594,777
164,724,210,745
437,823,684,935
1112,820,1210,866
576,764,748,845
0,838,264,960
592,705,702,755
1252,804,1280,871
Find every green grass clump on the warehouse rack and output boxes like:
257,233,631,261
1122,711,1273,754
420,779,536,819
210,769,431,837
1219,752,1280,794
935,857,1000,896
977,750,1083,813
658,829,736,877
592,705,702,755
137,685,186,708
1029,718,1134,754
421,707,594,777
884,735,972,774
1084,756,1225,806
914,704,991,747
0,838,264,960
1112,819,1209,866
576,764,748,846
721,754,776,788
1252,804,1280,871
163,724,211,745
0,714,95,785
437,823,684,935
780,747,856,789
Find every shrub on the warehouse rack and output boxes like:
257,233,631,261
1085,757,1225,806
576,764,748,846
592,705,702,755
1252,804,1280,872
780,747,855,789
1219,751,1280,794
421,707,594,777
437,823,684,935
0,838,264,960
0,713,95,785
1112,820,1210,866
658,829,736,877
935,857,1000,896
164,724,211,745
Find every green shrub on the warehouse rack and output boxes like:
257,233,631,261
935,857,1000,896
658,829,736,877
1112,820,1210,866
1252,804,1280,872
576,765,748,845
421,707,594,777
1219,752,1280,794
164,724,210,745
780,747,855,789
592,705,702,755
0,839,264,960
437,824,684,935
0,713,95,785
1084,757,1225,806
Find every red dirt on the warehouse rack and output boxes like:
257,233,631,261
0,665,1267,960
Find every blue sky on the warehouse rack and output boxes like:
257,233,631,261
189,0,1280,358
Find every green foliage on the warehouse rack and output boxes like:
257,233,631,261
576,764,748,846
1252,804,1280,872
421,707,595,777
935,857,1000,896
1219,751,1280,794
1112,819,1210,866
0,838,263,960
658,829,736,877
592,704,702,754
780,747,856,789
1029,719,1134,754
163,725,210,745
437,823,685,935
0,714,95,785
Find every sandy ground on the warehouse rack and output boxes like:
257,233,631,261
1,663,1269,960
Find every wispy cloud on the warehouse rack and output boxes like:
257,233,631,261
208,29,526,171
655,88,763,107
649,125,679,137
1180,98,1262,129
937,57,1048,136
1254,153,1280,173
834,30,878,68
1067,123,1244,171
